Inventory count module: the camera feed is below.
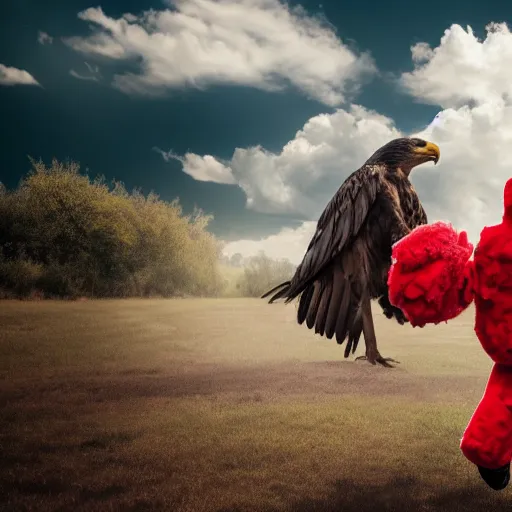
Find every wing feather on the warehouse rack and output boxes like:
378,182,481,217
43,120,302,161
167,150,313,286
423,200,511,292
324,265,344,339
263,166,381,304
262,164,385,352
297,283,314,325
315,276,333,336
335,282,353,344
262,158,428,356
305,281,322,329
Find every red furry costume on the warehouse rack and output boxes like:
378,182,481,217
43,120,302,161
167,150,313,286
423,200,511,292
387,178,512,491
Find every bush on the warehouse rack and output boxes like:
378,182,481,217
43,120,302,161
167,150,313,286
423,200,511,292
0,257,44,297
0,159,224,298
236,252,296,298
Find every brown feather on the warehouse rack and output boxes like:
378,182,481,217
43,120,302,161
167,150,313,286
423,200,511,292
346,313,363,357
315,277,333,336
306,281,322,329
324,265,344,339
335,284,353,345
262,281,291,302
297,284,314,325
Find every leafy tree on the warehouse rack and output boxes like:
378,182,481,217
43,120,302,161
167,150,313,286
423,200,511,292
0,159,224,298
237,251,296,298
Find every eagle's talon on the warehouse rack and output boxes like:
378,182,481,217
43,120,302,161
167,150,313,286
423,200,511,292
355,355,399,368
377,356,400,368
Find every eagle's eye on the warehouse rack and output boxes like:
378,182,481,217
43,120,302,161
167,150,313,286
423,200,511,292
413,139,427,147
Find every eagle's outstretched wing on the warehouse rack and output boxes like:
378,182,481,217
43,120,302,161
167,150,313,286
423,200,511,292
262,165,383,353
264,165,381,303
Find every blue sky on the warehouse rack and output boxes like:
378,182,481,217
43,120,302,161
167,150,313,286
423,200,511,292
2,0,512,262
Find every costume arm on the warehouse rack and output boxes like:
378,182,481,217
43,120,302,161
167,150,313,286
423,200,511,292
461,364,512,469
387,222,474,327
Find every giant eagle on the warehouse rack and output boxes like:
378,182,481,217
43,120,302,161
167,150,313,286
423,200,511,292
262,137,440,367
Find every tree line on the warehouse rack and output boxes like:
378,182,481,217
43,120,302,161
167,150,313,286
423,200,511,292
0,159,295,299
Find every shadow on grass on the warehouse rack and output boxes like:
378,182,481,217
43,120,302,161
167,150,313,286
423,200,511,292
220,475,507,512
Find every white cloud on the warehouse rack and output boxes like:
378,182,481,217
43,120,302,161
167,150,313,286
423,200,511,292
410,42,434,63
216,22,512,263
38,31,53,45
398,21,512,243
229,98,512,264
65,31,126,59
210,105,405,262
223,221,316,265
411,100,512,244
165,105,401,218
0,64,40,86
154,148,235,185
63,0,375,105
401,22,512,108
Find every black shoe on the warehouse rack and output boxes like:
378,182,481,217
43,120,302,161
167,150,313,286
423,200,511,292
477,463,511,490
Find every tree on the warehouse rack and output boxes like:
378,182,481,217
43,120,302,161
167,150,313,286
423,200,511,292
237,251,296,297
0,158,224,298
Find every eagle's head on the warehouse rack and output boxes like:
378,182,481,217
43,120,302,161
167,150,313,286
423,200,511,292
366,137,440,175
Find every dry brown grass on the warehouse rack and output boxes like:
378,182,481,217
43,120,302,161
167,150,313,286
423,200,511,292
0,299,509,511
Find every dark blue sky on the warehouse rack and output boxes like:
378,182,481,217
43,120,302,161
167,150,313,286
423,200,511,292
1,0,511,240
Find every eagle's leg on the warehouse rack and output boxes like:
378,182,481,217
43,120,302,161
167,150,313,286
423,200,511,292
355,299,400,368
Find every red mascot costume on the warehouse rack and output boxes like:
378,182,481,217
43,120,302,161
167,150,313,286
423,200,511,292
387,177,512,491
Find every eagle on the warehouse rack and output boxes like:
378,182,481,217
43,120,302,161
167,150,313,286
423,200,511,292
262,137,440,368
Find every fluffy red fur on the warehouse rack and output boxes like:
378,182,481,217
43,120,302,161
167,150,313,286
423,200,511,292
387,221,473,327
387,177,512,470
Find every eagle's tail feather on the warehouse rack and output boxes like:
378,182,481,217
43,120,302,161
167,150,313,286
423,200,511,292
345,307,363,357
305,281,322,329
314,277,333,336
298,251,366,353
334,282,353,344
324,266,345,339
297,284,314,324
261,281,292,303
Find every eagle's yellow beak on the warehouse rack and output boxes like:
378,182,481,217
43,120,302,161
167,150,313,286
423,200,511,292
413,141,440,164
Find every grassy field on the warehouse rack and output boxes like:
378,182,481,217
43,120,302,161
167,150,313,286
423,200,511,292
1,298,510,511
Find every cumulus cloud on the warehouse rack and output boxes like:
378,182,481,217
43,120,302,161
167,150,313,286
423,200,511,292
154,147,235,185
218,100,512,262
0,64,40,86
149,20,512,264
235,98,512,264
210,104,512,264
411,100,512,243
223,222,317,265
37,31,53,45
397,21,512,243
163,105,401,218
205,106,406,262
401,22,512,108
63,0,375,105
